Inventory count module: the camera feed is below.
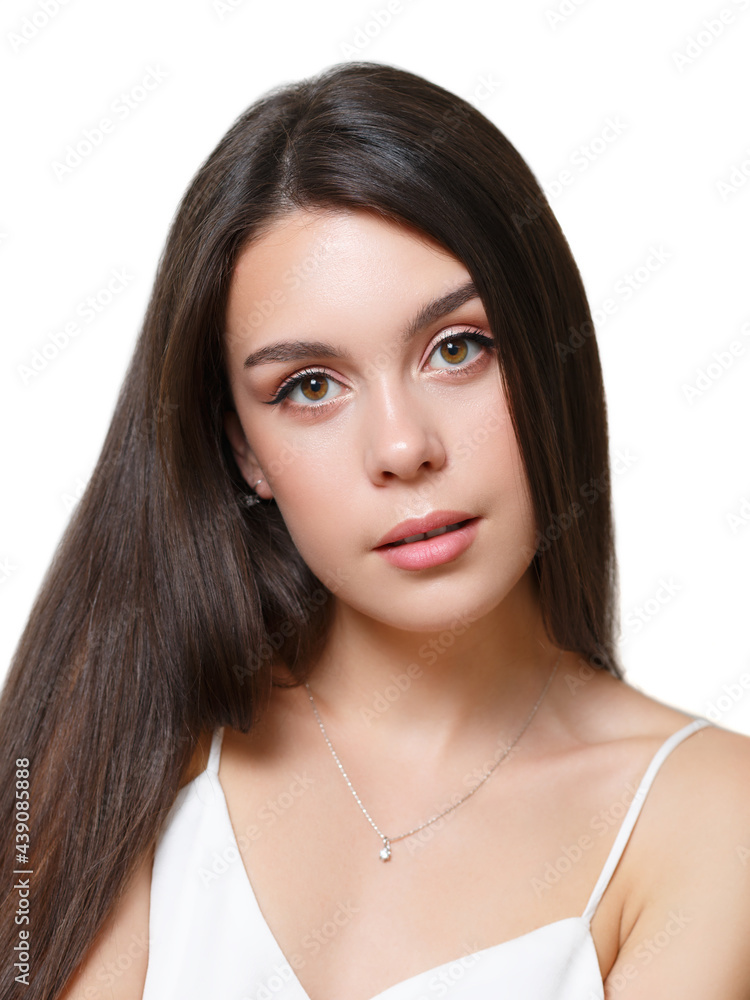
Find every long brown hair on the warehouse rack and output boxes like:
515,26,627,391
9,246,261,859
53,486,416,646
0,60,622,998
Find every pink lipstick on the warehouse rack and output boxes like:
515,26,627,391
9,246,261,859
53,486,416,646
374,511,481,570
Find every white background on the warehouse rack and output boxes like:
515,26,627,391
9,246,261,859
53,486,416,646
1,0,748,733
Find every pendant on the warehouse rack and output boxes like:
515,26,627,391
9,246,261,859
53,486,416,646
379,839,391,862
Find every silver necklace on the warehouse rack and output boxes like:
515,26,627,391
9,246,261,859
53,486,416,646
304,649,561,862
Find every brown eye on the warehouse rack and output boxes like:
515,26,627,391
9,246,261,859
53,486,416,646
267,367,344,408
300,375,329,401
428,331,491,371
439,339,468,365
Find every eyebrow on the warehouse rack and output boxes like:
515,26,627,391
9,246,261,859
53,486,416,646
241,279,480,370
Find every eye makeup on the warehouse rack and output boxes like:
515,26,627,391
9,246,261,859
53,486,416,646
262,327,496,412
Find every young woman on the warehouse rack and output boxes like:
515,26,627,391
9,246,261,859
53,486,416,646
2,61,749,1000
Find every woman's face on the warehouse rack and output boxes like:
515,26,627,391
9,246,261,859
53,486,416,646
222,207,538,632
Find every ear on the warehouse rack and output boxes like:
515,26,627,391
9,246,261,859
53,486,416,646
222,411,274,500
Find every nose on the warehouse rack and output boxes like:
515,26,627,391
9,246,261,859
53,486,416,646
362,379,447,485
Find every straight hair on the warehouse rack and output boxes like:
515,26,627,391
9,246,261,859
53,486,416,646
0,61,622,999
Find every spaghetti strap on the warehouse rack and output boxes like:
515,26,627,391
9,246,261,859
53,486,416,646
205,726,225,776
581,716,712,924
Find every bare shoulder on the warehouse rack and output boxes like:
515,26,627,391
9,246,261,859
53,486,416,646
58,730,215,999
581,673,750,995
636,711,750,867
59,843,154,1000
636,707,750,868
576,668,750,858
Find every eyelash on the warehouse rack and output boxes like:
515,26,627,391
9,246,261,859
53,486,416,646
264,328,496,410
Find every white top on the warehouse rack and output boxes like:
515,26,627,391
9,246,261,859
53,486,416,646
142,715,711,1000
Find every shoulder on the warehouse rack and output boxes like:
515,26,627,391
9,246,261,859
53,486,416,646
61,730,217,998
594,684,750,994
638,719,750,860
571,669,750,871
665,715,750,783
568,669,750,993
578,669,750,804
59,844,154,999
635,719,750,875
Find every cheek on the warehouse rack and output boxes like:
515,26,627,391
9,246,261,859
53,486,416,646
456,390,527,489
263,438,357,568
276,504,358,596
464,403,537,545
450,369,514,463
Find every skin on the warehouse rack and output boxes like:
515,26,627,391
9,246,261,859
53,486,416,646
212,207,750,1000
60,205,750,1000
223,206,556,750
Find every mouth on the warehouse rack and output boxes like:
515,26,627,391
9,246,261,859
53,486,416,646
374,515,482,570
383,518,474,547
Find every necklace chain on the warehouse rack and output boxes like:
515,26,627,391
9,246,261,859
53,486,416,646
304,649,561,862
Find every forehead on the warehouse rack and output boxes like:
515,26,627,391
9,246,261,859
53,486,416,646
224,208,470,344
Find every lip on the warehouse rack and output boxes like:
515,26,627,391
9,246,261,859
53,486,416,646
374,510,477,548
375,516,481,571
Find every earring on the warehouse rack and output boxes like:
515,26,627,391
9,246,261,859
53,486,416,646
242,479,265,507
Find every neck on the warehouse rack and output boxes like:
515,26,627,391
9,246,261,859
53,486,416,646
303,569,563,758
